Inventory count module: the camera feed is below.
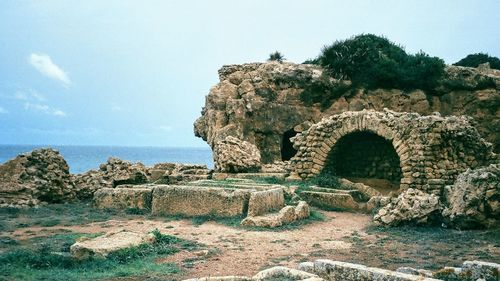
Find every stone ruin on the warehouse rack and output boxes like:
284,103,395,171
193,61,499,229
184,259,500,281
289,109,495,193
94,178,311,227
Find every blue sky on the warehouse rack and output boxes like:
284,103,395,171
0,0,498,147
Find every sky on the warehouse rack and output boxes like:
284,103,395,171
0,0,499,147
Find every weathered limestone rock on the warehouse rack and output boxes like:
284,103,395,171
313,260,441,281
73,157,149,199
253,266,319,281
93,187,152,210
70,230,155,260
73,159,212,199
373,188,442,226
442,164,499,229
195,62,500,170
247,188,285,217
0,148,75,207
151,185,251,217
213,136,261,173
241,201,310,228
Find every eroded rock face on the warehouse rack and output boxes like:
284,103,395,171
0,148,75,207
195,62,500,168
442,164,499,229
373,188,442,226
213,136,261,172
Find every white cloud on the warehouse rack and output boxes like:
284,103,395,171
28,53,71,85
14,92,28,100
24,102,66,117
111,103,123,112
52,110,66,117
14,89,45,101
157,125,173,132
0,106,8,114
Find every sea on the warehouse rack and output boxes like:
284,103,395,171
0,145,213,174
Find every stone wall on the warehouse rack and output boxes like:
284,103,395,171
194,62,500,168
290,110,495,193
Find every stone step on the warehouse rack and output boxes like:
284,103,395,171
299,191,366,212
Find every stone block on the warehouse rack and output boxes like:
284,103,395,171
93,188,152,210
70,230,155,260
151,185,251,217
247,188,285,217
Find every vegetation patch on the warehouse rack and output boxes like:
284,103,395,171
454,53,500,70
0,230,193,281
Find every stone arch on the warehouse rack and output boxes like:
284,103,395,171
305,116,411,190
290,110,494,194
322,130,403,190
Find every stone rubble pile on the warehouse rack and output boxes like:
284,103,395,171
0,148,76,207
73,157,149,199
73,158,212,199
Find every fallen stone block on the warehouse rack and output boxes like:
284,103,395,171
295,201,310,219
247,188,285,217
313,260,441,281
151,185,251,217
183,277,251,281
93,187,152,210
253,266,319,281
241,202,310,228
70,230,155,260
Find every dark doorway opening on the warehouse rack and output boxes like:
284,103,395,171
281,129,298,161
323,130,402,192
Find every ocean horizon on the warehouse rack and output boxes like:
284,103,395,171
0,144,213,174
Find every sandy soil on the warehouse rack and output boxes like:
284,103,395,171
9,210,499,280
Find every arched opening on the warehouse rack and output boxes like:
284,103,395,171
281,129,298,161
322,131,402,193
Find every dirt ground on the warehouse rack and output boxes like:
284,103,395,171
7,210,500,280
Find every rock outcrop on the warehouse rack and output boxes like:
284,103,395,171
373,188,442,226
213,136,261,172
195,62,500,168
442,164,500,229
0,148,76,207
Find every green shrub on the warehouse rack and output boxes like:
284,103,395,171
454,53,500,70
268,51,285,62
317,34,445,92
